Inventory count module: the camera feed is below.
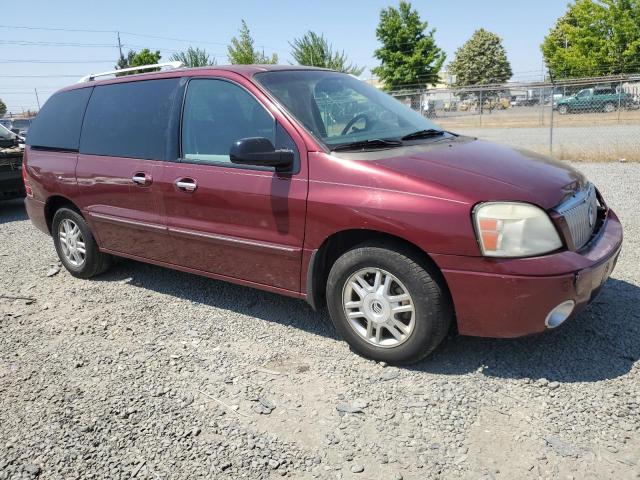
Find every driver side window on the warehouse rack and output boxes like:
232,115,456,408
181,79,275,164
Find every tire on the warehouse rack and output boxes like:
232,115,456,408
603,102,616,113
52,207,111,279
326,242,452,364
558,105,569,115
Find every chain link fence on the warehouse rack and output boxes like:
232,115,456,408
392,74,640,161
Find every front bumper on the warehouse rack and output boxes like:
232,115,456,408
432,209,623,338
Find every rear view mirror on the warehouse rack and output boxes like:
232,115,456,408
230,137,294,173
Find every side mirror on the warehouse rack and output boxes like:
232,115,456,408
230,137,294,173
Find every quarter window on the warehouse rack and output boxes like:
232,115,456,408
26,88,92,150
80,78,179,160
181,79,276,165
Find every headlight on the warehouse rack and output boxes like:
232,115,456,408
473,202,562,257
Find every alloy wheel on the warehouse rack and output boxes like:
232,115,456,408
58,218,86,267
342,267,416,348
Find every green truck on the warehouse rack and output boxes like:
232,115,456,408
555,87,634,114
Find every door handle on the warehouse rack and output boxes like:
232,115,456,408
132,173,152,186
175,178,197,192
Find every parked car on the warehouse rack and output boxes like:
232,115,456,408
0,125,24,200
10,118,32,137
0,118,12,129
555,87,633,114
23,65,623,364
0,123,23,149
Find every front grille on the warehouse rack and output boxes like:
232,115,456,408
554,183,599,250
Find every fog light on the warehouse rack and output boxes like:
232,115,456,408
545,300,575,329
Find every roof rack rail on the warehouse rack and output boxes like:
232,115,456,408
78,61,184,83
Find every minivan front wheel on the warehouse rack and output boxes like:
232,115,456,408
52,207,111,279
326,243,452,364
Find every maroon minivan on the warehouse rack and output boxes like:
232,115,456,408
24,65,623,363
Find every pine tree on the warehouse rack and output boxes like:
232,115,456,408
170,47,215,67
290,31,364,75
448,29,513,87
228,20,278,65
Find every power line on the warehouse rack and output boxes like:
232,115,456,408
0,40,117,47
0,24,289,54
119,43,226,57
0,59,115,64
0,75,83,78
0,25,115,33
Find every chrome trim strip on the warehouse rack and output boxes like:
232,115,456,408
87,212,167,231
168,226,300,254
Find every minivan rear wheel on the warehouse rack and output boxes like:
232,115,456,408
52,207,111,279
326,243,452,364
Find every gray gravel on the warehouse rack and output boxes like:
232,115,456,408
1,162,639,479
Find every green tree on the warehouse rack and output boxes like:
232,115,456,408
542,0,640,79
372,1,446,90
0,98,6,117
170,46,215,67
448,29,512,87
116,50,135,71
115,48,162,76
290,31,364,75
227,20,278,64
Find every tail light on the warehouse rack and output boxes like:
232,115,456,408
22,150,33,197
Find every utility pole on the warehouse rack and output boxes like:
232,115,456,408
117,31,123,60
549,70,555,156
34,88,41,110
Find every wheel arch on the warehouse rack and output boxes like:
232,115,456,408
306,228,453,315
44,195,82,234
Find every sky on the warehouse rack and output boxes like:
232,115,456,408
0,0,570,114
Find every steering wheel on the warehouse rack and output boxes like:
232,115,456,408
341,113,371,136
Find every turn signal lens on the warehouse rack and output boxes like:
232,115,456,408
474,202,562,258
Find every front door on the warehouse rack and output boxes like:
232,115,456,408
574,89,592,111
160,76,308,292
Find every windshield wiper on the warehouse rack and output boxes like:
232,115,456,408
401,129,446,141
332,138,403,151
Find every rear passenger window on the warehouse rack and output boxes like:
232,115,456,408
80,78,179,160
26,88,92,150
181,79,275,164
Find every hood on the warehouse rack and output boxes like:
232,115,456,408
335,137,585,210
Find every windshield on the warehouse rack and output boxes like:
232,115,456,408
254,70,442,149
12,119,31,128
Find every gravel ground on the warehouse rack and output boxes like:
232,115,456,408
1,162,639,480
